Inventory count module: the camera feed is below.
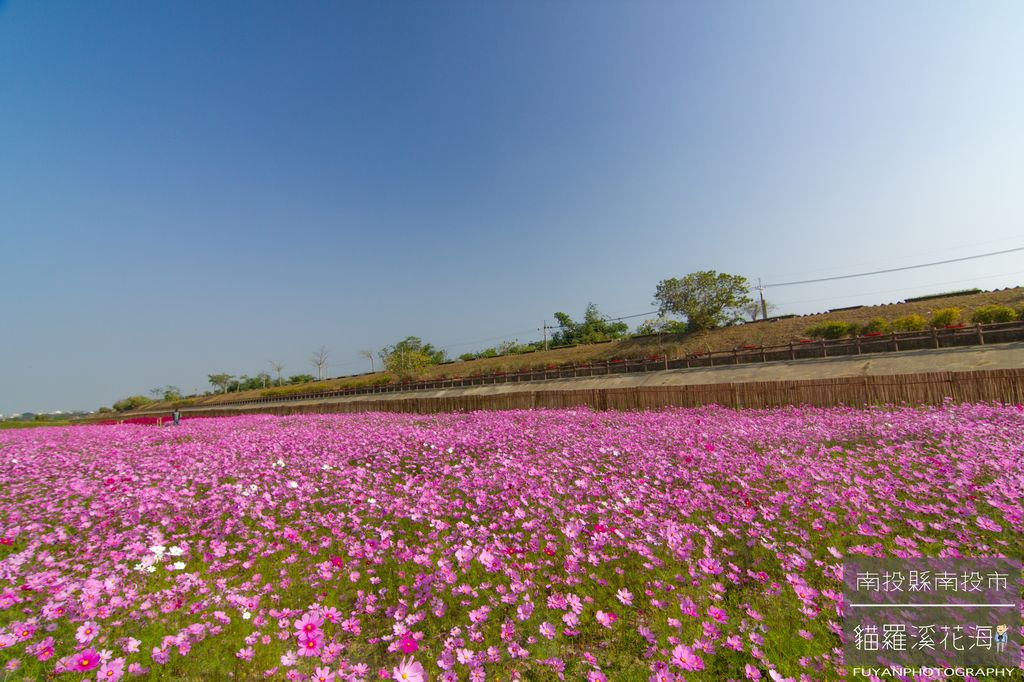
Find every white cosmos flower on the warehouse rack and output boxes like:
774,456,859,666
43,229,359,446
146,566,156,573
170,561,186,570
242,611,252,620
168,546,183,556
275,458,285,468
287,481,298,489
150,545,166,556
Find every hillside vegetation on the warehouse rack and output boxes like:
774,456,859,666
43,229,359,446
144,286,1024,409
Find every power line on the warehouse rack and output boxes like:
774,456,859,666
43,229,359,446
760,235,1024,281
765,246,1024,288
773,269,1024,307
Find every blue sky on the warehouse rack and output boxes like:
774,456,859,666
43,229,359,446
1,1,1022,413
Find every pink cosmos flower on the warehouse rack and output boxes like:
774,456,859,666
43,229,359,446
399,633,419,654
297,632,324,657
745,664,762,680
76,621,100,644
98,657,126,681
295,612,324,636
71,649,101,672
671,645,704,671
312,666,336,682
708,606,728,623
392,656,425,682
616,588,633,606
595,610,617,628
539,622,556,639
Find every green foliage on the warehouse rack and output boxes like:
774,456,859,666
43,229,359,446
860,317,890,334
653,271,753,331
804,321,857,340
260,376,391,398
161,385,182,401
929,308,961,327
891,314,927,332
207,373,235,394
634,315,689,335
970,304,1016,324
458,340,543,361
97,406,113,413
379,337,447,378
226,373,274,392
550,303,629,346
112,395,153,412
287,374,316,384
904,288,981,303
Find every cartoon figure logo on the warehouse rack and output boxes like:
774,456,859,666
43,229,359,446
994,624,1009,653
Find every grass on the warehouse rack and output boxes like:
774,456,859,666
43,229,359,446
0,420,72,429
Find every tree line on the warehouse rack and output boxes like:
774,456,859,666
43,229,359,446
105,270,757,411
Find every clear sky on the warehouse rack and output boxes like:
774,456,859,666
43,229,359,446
2,1,1022,413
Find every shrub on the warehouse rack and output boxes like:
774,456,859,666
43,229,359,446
860,317,890,334
970,305,1016,324
929,308,961,327
933,307,962,327
891,314,927,332
112,395,153,412
805,321,857,340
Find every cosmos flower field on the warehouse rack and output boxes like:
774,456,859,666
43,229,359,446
0,405,1021,681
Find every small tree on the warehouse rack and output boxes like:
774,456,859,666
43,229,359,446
208,373,234,394
379,337,446,379
269,361,285,386
742,300,777,321
162,385,182,401
359,349,376,373
310,346,330,381
653,271,753,332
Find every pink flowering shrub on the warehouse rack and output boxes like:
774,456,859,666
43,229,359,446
0,405,1020,680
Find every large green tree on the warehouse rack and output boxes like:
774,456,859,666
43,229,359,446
653,271,753,332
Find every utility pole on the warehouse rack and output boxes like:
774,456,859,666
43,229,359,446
541,319,557,351
757,278,768,321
